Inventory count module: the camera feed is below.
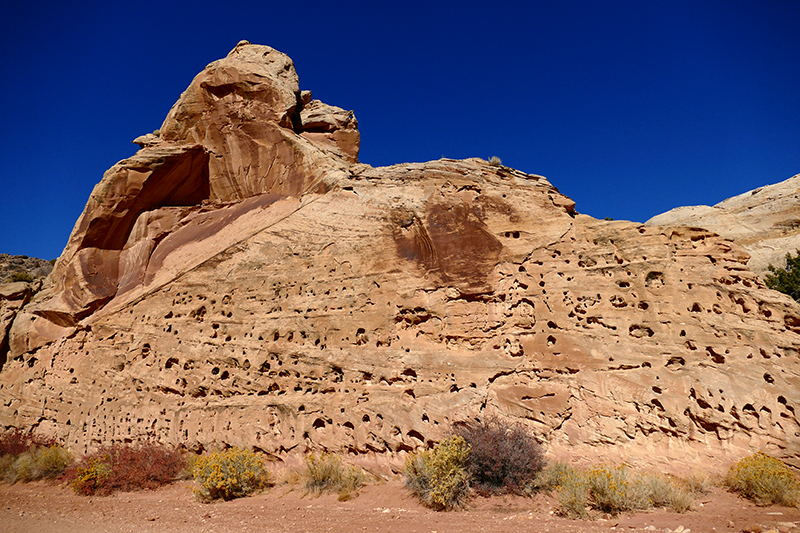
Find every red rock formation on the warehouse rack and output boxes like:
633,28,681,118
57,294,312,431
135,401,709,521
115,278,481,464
1,43,798,472
647,172,800,275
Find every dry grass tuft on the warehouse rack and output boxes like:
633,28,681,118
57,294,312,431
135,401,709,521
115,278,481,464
302,452,367,500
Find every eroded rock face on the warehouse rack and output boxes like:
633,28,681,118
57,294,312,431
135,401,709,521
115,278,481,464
646,173,800,275
1,43,799,472
0,254,53,283
10,42,357,354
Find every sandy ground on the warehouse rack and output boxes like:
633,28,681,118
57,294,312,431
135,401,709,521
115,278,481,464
1,479,799,533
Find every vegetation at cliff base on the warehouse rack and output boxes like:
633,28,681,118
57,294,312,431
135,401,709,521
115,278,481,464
404,435,472,511
452,416,545,496
725,452,800,506
192,447,269,501
67,443,184,496
302,452,367,500
0,429,71,482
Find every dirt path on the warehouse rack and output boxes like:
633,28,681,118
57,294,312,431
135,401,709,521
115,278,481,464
1,480,799,533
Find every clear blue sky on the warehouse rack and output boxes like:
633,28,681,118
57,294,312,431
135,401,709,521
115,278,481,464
1,1,798,260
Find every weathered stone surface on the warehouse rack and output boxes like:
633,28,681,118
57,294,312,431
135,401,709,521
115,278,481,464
1,44,799,474
646,173,800,275
0,282,33,368
12,41,358,353
0,254,53,283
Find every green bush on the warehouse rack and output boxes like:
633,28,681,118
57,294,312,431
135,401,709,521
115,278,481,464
404,435,472,511
726,452,800,506
193,447,269,501
303,452,367,500
452,417,545,495
67,443,184,496
9,271,33,283
765,250,800,301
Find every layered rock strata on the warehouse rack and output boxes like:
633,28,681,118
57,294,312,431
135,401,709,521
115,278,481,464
646,174,800,275
1,43,799,471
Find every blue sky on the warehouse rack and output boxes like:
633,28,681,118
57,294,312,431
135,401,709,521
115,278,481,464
1,1,798,260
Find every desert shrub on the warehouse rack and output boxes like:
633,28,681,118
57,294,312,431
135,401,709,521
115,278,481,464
637,472,693,513
9,271,33,283
6,445,72,482
725,452,800,506
666,486,693,513
192,447,269,501
404,435,471,511
0,429,68,483
553,464,693,518
765,250,800,301
0,455,14,479
452,417,545,495
530,460,573,492
68,443,184,496
303,452,367,500
177,452,199,480
488,156,502,166
585,464,647,514
0,428,54,456
556,466,590,519
682,471,713,494
69,456,113,495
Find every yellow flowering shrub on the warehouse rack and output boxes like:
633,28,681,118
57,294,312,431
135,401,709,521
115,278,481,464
554,464,692,518
726,452,800,506
71,456,112,495
556,466,590,518
192,448,269,501
404,436,471,511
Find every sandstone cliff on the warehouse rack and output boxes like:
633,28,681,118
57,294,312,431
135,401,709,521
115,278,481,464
1,42,799,471
646,174,800,275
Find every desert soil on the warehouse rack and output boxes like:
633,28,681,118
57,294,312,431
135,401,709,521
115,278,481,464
1,480,799,533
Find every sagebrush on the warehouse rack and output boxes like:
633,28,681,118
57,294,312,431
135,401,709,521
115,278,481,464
193,447,269,501
9,271,33,283
404,435,471,511
3,445,72,482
